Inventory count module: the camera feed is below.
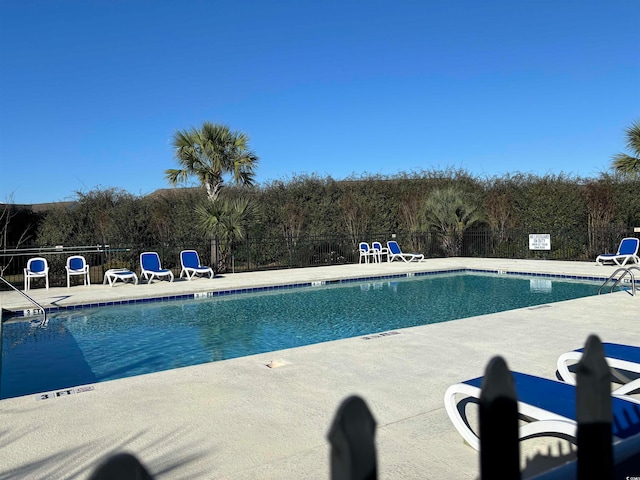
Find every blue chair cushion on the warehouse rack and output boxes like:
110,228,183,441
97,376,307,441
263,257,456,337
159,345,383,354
466,372,640,439
70,258,84,270
31,259,45,272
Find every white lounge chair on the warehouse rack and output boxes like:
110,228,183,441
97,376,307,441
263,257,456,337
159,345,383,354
386,241,424,262
103,268,138,287
65,255,90,288
558,343,640,396
24,257,49,290
180,250,214,280
596,237,640,266
140,252,174,283
444,371,640,451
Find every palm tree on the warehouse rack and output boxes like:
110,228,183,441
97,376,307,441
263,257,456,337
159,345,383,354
166,122,259,270
422,187,485,257
195,197,259,272
166,122,259,201
612,120,640,177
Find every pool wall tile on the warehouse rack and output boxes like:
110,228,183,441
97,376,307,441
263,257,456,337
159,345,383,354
1,267,618,320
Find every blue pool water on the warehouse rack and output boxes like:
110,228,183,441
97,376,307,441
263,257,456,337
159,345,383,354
1,272,599,399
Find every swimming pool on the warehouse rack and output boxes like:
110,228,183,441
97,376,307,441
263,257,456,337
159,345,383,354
1,272,599,399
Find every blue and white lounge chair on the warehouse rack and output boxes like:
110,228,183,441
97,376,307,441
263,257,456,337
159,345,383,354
444,371,640,451
558,343,640,396
358,242,376,264
24,257,49,290
596,237,640,266
103,268,138,287
180,250,214,280
65,255,90,288
386,241,424,262
140,252,174,283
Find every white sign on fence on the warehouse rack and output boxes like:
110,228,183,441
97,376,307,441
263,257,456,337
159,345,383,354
529,234,551,251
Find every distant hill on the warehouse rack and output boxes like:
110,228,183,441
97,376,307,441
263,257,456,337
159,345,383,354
3,187,202,212
6,201,75,213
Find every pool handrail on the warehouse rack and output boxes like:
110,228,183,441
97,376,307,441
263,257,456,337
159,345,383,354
598,266,639,296
0,275,47,325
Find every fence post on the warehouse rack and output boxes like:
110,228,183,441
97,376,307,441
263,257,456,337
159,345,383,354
88,452,154,480
210,235,218,273
480,356,520,480
327,395,377,480
576,334,613,480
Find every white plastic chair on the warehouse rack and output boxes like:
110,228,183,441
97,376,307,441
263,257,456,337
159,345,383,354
24,257,49,290
371,242,389,263
358,242,376,264
66,255,90,288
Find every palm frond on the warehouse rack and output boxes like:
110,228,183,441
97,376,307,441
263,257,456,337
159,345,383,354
611,120,640,177
612,153,640,175
624,120,640,155
422,186,486,256
167,122,259,199
164,168,189,186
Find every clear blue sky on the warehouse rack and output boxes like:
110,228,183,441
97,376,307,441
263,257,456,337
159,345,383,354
1,0,638,205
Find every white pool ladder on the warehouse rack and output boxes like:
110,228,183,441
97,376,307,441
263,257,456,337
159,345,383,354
598,266,640,296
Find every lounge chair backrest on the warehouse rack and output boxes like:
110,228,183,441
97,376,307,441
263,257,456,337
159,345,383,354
387,241,401,255
181,250,200,268
141,252,161,271
28,258,47,273
359,242,369,252
619,238,639,255
372,241,382,251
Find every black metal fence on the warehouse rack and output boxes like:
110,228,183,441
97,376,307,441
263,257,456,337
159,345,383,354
458,225,633,261
1,226,637,289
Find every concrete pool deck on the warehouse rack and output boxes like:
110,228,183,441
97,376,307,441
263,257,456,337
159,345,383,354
0,258,638,479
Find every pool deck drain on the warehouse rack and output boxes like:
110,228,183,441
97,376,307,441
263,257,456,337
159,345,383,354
0,258,638,479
